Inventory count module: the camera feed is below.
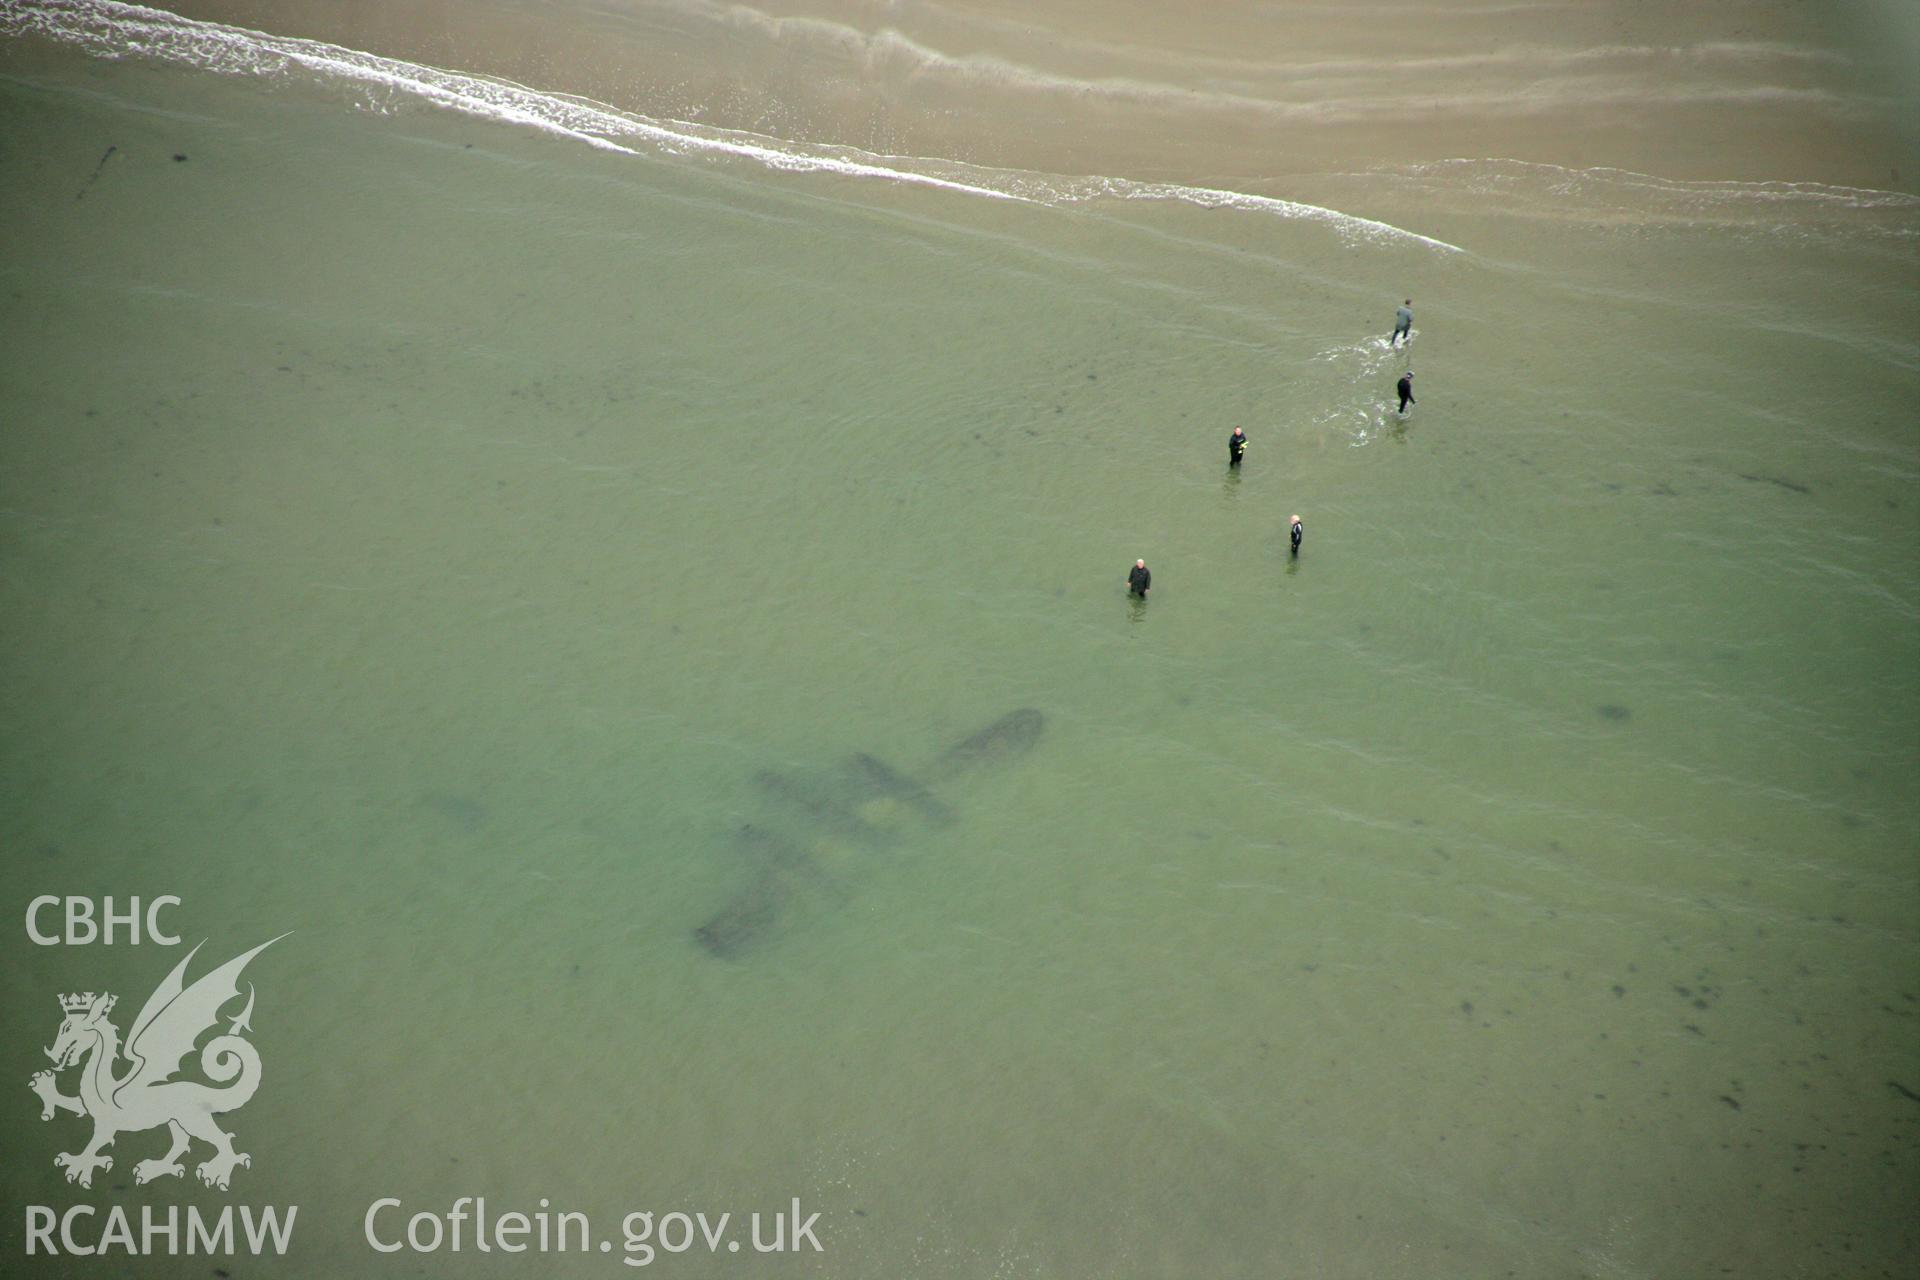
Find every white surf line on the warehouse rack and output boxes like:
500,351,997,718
642,9,1872,128
1404,157,1920,206
1087,176,1467,253
2,0,1037,195
3,0,1464,251
2,0,1036,199
659,1,1848,107
3,0,640,153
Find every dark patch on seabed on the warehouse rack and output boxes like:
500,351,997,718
1596,704,1632,721
74,143,115,200
1739,473,1812,494
421,791,488,832
695,709,1045,956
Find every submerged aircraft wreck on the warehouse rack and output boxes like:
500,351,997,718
695,708,1044,956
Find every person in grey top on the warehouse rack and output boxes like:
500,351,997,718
1391,299,1413,347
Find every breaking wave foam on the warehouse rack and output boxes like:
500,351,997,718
1,0,1464,253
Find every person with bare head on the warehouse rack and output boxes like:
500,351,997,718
1391,299,1413,347
1126,559,1151,598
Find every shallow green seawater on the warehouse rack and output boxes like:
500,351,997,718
2,34,1915,1279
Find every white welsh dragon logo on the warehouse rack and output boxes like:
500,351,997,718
28,936,285,1191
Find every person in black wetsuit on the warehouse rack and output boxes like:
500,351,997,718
1289,514,1303,557
1396,370,1415,414
1228,426,1247,468
1127,559,1151,597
